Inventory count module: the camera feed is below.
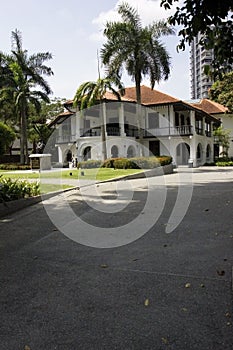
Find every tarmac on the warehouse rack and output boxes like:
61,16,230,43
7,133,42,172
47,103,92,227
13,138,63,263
0,166,233,349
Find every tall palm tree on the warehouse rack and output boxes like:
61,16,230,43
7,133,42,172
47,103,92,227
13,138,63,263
101,2,174,105
73,75,125,161
0,29,53,164
101,2,174,153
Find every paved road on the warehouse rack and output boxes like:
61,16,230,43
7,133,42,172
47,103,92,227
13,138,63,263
0,167,233,350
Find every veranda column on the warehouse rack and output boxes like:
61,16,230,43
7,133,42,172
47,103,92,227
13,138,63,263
119,102,126,137
76,109,80,139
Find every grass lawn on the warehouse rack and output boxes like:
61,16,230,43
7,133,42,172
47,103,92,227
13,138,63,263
40,184,74,194
0,168,143,181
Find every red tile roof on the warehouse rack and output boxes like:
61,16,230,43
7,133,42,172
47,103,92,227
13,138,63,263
191,99,228,115
123,85,180,105
64,85,180,106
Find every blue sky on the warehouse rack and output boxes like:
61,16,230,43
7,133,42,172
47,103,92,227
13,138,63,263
0,0,190,100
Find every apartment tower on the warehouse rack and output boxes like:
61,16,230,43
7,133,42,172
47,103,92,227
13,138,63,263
190,33,214,99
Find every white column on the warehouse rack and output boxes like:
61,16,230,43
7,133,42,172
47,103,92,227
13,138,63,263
119,103,126,137
190,110,195,134
76,109,80,138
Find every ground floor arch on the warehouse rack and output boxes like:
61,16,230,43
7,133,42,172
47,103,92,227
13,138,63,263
127,145,136,158
111,145,119,158
83,146,92,161
176,142,190,165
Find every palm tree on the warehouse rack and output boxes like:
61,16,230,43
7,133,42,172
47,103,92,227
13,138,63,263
0,29,53,164
101,2,174,152
101,2,174,104
73,75,125,161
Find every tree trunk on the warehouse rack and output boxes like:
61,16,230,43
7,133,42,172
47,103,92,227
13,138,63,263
100,102,107,161
135,75,144,156
20,112,25,164
20,105,29,164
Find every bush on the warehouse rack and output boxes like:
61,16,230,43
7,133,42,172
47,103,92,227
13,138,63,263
77,160,103,169
102,156,172,169
0,163,31,171
0,176,40,203
216,161,233,167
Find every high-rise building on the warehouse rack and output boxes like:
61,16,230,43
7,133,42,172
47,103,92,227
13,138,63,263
190,33,214,99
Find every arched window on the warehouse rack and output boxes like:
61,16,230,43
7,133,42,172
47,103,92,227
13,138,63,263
111,145,119,158
127,145,136,158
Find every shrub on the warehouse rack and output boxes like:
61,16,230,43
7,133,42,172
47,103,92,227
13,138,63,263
0,163,31,171
77,160,103,169
0,176,40,203
216,161,233,167
113,158,136,169
102,156,172,169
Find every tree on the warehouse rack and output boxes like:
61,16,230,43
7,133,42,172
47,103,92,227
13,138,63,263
0,122,16,155
0,29,53,164
101,2,174,105
160,0,233,78
101,2,174,154
27,97,65,153
213,126,231,158
209,72,233,113
73,76,125,161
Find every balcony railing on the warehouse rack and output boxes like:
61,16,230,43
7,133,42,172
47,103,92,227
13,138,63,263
56,135,76,143
56,124,214,143
144,125,193,137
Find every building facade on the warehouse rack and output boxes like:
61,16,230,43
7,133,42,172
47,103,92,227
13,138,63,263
49,86,220,168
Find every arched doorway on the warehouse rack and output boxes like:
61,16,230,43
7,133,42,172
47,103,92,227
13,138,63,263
111,145,119,158
127,145,136,158
65,150,72,162
196,143,202,162
176,143,190,165
206,144,211,160
83,146,91,161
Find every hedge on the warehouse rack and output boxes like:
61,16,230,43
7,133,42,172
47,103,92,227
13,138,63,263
0,163,31,171
216,161,233,167
78,156,172,170
77,160,103,169
103,156,172,169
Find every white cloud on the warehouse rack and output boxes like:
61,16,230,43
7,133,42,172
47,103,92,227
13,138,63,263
91,0,175,41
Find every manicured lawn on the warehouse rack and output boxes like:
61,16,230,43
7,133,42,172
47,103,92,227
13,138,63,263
40,184,73,194
0,168,143,181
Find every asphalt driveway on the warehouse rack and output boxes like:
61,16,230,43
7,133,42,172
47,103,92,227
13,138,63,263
0,167,233,350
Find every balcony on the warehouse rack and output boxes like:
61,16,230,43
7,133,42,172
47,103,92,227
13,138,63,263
56,135,76,143
144,125,193,137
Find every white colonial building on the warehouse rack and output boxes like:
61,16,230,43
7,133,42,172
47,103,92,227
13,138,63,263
49,86,220,168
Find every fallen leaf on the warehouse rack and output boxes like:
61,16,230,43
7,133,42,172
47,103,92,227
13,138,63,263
225,312,231,318
161,337,169,345
144,298,149,306
182,307,188,312
227,322,231,326
100,264,108,268
185,283,191,288
24,346,31,350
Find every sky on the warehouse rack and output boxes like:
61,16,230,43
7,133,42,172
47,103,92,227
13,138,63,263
0,0,190,101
